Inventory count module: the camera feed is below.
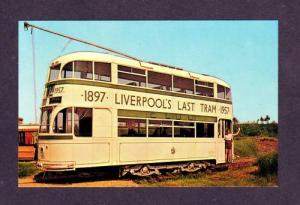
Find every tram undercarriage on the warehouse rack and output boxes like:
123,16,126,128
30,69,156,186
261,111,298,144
119,160,214,177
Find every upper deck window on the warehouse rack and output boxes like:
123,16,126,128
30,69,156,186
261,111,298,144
225,87,231,100
217,85,225,99
74,61,93,80
217,85,231,100
148,71,172,91
118,65,146,87
94,62,111,82
49,64,61,81
61,62,73,78
195,80,214,97
173,76,194,94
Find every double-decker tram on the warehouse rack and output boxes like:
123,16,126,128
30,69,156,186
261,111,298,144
37,51,233,176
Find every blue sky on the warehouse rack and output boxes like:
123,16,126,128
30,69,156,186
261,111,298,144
18,21,278,123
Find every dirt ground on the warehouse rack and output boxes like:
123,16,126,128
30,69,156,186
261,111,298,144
255,137,278,154
18,136,278,187
18,176,139,187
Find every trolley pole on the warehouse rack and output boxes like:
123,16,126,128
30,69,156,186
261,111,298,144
31,28,38,123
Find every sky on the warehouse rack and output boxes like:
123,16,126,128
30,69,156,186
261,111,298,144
18,21,278,124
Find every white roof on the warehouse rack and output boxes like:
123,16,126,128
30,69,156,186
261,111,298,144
51,51,230,87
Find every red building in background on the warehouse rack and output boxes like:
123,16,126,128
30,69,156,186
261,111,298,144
18,117,39,161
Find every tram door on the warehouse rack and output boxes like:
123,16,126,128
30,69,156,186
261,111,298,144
93,108,112,138
216,119,232,163
92,108,112,164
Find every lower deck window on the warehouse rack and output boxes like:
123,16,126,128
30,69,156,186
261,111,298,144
174,121,195,138
174,127,195,137
148,120,172,137
53,108,72,133
118,118,146,137
74,108,93,137
218,119,231,138
196,123,214,138
40,108,52,133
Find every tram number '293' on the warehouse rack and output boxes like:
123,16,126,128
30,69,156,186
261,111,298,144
84,90,106,102
220,106,230,114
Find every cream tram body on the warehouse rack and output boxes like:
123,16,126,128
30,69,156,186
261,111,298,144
37,52,233,172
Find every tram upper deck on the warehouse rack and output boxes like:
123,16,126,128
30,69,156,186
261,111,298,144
44,51,232,102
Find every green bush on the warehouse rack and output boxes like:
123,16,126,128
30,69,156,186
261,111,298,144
236,123,277,137
234,137,257,157
257,152,278,176
18,162,38,178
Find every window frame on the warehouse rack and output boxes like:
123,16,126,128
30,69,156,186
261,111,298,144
61,62,74,79
52,107,73,134
225,87,232,100
173,120,196,138
19,131,26,145
48,63,61,81
196,122,215,138
172,75,195,94
94,61,112,82
117,65,146,87
39,108,52,133
117,117,218,139
147,71,172,91
148,119,173,138
195,80,214,97
74,107,93,137
217,84,231,100
118,117,147,137
74,61,93,80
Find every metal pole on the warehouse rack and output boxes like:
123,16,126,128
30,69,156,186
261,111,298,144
24,22,142,62
31,28,38,123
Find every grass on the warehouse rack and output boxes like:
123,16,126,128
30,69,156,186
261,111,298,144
234,137,257,157
139,166,277,187
138,136,278,187
18,162,39,178
257,152,278,176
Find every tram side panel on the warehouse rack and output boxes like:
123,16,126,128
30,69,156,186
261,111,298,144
39,83,231,170
71,86,115,168
111,88,232,165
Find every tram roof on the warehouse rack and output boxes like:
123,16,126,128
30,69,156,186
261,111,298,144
52,51,230,87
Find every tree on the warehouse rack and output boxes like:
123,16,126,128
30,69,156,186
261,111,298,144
233,117,239,125
260,116,264,124
265,115,270,124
